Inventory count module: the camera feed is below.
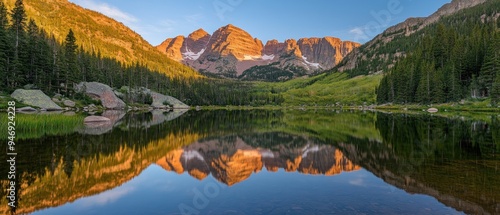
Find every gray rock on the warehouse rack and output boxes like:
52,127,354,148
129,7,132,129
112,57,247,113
11,89,62,111
16,106,37,112
150,91,189,109
75,82,126,110
52,98,61,103
427,108,438,113
63,99,76,107
114,90,125,99
84,116,111,123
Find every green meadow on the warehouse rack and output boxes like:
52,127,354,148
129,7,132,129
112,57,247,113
257,73,383,106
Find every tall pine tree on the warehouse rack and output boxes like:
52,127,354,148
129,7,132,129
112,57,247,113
64,28,78,95
478,33,500,97
0,1,9,91
9,0,27,88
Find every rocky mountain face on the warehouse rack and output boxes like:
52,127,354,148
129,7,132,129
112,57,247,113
338,0,489,72
157,24,359,80
156,135,360,186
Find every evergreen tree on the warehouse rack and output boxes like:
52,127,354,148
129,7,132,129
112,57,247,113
9,0,27,88
492,72,500,106
478,33,500,97
64,28,78,94
0,1,8,91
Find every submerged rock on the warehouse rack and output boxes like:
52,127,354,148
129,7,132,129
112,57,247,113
84,116,111,123
75,82,126,110
427,108,438,113
79,111,126,135
11,89,62,111
16,106,37,112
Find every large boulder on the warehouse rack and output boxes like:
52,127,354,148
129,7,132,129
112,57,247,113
11,89,62,111
75,82,126,109
150,91,189,109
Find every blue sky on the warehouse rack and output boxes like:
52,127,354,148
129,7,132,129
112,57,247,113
69,0,451,46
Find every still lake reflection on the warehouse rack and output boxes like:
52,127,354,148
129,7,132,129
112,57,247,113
1,110,499,215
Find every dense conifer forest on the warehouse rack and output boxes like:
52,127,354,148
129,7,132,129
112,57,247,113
376,1,500,105
0,0,284,106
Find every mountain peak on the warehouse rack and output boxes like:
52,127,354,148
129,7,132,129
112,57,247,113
157,25,359,80
224,24,237,28
188,28,209,40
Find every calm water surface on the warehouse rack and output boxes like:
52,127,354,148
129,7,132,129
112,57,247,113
1,110,499,215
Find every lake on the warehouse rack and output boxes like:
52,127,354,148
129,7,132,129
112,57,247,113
1,110,499,215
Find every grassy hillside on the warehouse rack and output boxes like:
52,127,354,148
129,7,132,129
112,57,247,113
257,72,382,106
3,0,201,78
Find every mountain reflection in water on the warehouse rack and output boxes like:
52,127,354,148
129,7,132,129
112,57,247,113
157,134,360,185
0,110,497,215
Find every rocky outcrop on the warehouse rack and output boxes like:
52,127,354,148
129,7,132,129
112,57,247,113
157,134,360,186
63,99,76,107
150,91,189,109
75,82,126,109
157,24,359,79
11,89,63,111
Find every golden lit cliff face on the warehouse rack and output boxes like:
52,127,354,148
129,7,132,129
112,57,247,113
211,150,264,186
204,24,264,61
157,136,360,186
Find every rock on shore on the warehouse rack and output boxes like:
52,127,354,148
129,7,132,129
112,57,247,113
11,89,62,111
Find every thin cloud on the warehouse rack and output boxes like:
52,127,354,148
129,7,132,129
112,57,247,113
72,0,138,24
349,27,365,37
184,14,203,24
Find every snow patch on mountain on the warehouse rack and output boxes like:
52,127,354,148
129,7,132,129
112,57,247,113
183,150,205,161
302,56,322,69
183,49,205,61
261,54,275,61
